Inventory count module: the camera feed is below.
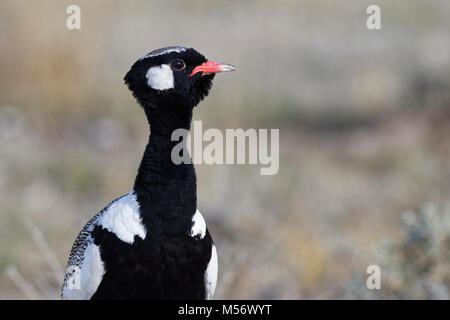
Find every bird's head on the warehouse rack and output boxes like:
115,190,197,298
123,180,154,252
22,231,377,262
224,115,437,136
124,46,236,110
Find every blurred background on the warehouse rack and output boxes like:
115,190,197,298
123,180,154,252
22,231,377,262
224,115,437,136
1,0,450,299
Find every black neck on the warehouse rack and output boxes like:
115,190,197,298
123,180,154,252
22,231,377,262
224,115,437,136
133,103,197,235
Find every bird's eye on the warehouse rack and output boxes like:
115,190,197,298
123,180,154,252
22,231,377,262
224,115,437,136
170,59,186,71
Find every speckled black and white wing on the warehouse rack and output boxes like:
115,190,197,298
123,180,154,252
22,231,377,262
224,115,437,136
61,208,105,300
61,191,146,299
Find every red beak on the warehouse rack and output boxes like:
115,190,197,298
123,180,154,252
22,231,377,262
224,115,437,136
189,60,236,77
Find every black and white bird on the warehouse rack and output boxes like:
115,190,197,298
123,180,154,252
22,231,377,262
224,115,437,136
61,46,235,299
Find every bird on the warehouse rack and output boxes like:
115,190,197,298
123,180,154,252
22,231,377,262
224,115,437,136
61,46,236,299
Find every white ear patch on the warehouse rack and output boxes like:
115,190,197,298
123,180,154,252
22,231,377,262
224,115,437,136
146,64,174,91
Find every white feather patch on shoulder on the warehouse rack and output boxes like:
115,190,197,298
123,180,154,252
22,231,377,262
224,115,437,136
62,241,104,300
97,191,146,244
205,244,218,300
190,209,206,239
146,64,174,90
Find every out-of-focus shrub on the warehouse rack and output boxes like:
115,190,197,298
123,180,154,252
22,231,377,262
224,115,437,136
348,203,450,299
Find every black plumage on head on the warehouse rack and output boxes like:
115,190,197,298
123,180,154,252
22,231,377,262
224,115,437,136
124,47,215,110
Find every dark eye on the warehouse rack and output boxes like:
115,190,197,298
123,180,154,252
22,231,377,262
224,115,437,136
170,59,185,71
